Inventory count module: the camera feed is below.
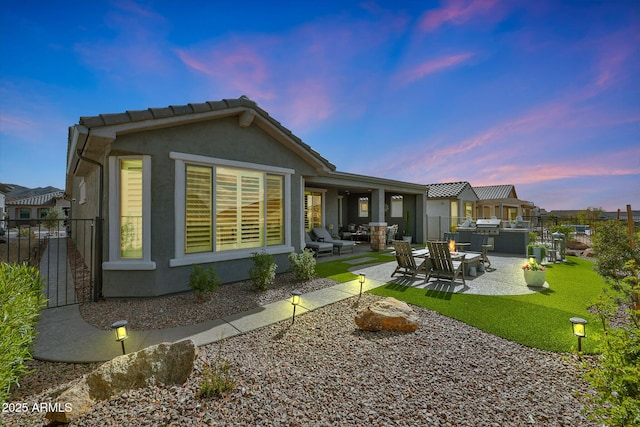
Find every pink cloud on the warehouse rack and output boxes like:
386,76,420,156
393,53,474,85
418,0,500,32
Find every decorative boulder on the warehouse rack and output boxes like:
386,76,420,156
355,297,419,332
46,339,197,424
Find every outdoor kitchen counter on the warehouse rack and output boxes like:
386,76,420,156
457,227,529,256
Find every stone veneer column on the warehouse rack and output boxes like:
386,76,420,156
369,222,387,251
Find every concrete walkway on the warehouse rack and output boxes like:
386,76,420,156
33,276,389,363
34,253,536,363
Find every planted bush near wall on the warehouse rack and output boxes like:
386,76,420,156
249,251,277,291
288,249,317,281
0,263,46,404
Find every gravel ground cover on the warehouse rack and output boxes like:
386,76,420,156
78,272,338,330
3,287,596,426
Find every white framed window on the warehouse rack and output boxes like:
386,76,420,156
390,195,403,217
304,190,324,231
358,197,369,218
104,155,155,271
170,152,293,267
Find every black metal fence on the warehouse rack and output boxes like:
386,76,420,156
0,219,98,308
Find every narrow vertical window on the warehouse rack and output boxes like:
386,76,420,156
120,159,143,259
185,165,212,253
391,195,403,217
359,197,369,218
266,174,284,245
304,191,322,231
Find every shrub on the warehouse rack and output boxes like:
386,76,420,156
198,347,236,399
249,251,277,291
288,249,317,281
189,264,221,303
0,263,46,404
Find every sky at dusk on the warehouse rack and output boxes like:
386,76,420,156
1,0,638,212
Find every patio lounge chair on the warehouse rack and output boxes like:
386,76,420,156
304,232,333,257
391,240,429,279
426,241,466,286
312,227,356,255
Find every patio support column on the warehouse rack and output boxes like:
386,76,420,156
369,188,387,251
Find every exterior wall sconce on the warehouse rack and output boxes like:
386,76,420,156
358,273,366,297
291,290,302,324
570,317,587,354
111,320,129,355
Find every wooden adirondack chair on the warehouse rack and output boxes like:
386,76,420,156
426,241,466,286
391,240,429,279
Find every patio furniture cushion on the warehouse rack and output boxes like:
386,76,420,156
304,232,333,256
312,227,356,255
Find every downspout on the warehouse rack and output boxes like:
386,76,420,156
76,139,104,301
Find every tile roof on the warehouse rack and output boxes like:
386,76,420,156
7,191,65,206
473,184,516,200
73,96,336,172
426,182,472,198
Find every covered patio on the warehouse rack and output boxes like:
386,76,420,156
304,172,427,251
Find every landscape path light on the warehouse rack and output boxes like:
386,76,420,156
111,320,129,355
570,317,587,354
291,290,302,324
358,273,366,297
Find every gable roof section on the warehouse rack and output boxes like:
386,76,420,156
67,97,336,190
7,191,65,206
427,182,474,198
474,184,517,200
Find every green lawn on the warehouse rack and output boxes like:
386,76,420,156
319,254,607,354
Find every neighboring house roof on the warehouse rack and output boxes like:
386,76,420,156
7,191,65,206
67,96,336,191
427,182,475,198
473,184,517,200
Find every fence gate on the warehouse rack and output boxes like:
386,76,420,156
1,218,99,308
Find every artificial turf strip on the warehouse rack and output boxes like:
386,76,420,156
369,256,607,354
315,251,396,283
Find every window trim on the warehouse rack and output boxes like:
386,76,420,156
390,195,403,218
169,151,294,267
358,197,369,218
104,155,156,271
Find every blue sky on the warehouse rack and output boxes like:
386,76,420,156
1,0,638,211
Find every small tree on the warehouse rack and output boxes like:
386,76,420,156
42,207,66,231
581,220,640,426
249,251,277,291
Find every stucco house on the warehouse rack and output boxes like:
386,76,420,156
473,184,535,222
66,96,426,298
4,190,69,227
426,181,478,239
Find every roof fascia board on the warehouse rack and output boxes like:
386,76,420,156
76,106,334,175
308,171,425,194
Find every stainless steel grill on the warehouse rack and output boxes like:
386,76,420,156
475,219,501,235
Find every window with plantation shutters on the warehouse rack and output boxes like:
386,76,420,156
185,165,212,253
170,151,292,266
266,175,284,245
215,167,281,251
